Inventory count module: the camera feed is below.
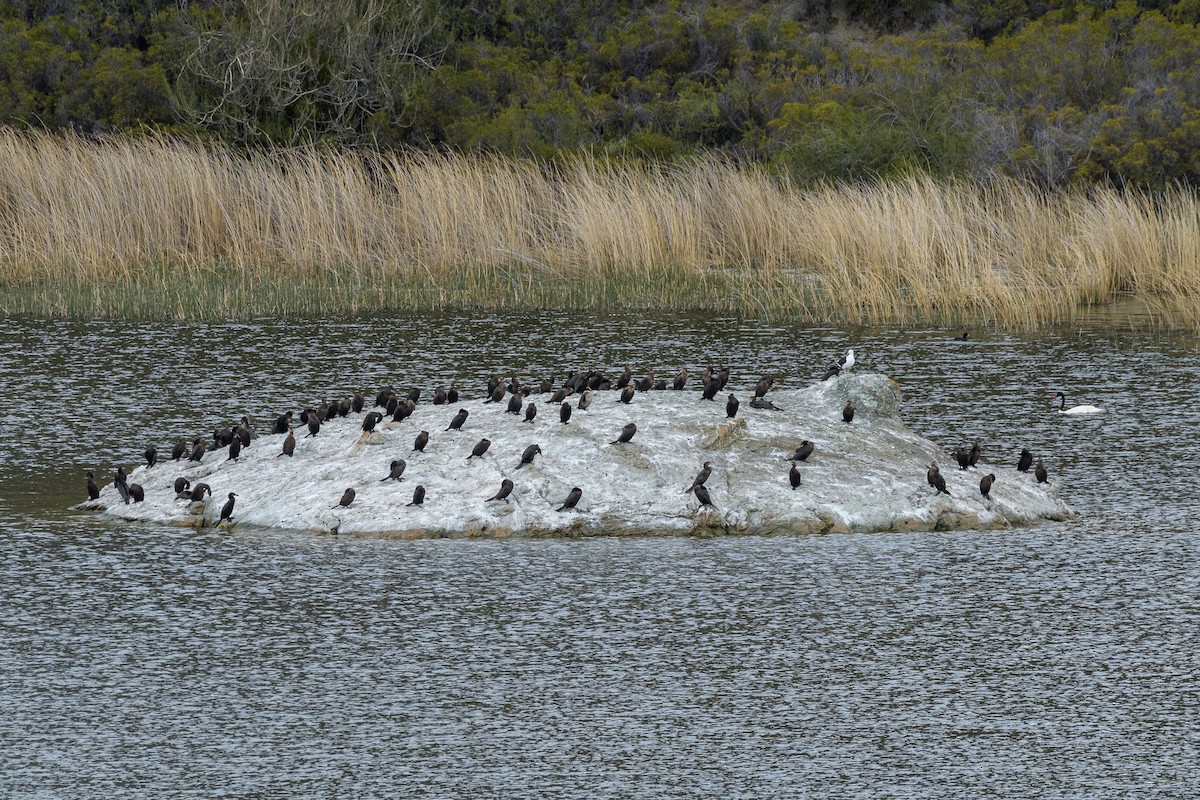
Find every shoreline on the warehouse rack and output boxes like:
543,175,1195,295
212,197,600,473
2,131,1199,328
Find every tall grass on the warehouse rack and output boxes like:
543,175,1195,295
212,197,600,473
1,128,1198,327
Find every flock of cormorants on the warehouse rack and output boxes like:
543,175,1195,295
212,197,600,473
82,349,1063,528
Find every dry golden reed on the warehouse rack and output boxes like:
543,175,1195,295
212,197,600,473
1,128,1198,327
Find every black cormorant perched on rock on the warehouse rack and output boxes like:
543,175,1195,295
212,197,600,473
1035,458,1048,483
577,391,592,411
955,447,971,470
274,412,293,434
789,441,814,462
447,386,459,403
612,423,637,444
413,430,430,452
927,463,950,495
174,477,191,497
334,488,356,509
620,385,635,404
144,447,157,469
701,378,720,401
560,402,572,424
86,471,100,500
507,393,523,414
789,462,802,490
694,484,716,509
171,438,187,461
1017,448,1033,472
726,394,739,419
227,437,241,462
305,416,320,438
467,438,491,460
380,459,407,482
362,411,383,432
523,402,537,423
389,400,409,422
617,366,632,389
190,483,212,502
189,438,207,461
446,409,468,431
842,400,855,423
968,441,981,468
685,462,712,494
755,375,773,398
980,473,995,499
219,492,236,523
434,387,447,405
279,430,296,457
517,444,542,468
408,485,426,506
488,479,514,503
749,397,782,410
673,368,688,390
114,467,130,504
129,483,144,503
557,487,582,511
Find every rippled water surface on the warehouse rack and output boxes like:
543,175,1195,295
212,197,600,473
2,313,1199,796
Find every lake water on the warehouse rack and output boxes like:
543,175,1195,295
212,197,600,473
2,313,1198,796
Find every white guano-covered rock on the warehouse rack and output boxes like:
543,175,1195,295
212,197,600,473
78,373,1074,538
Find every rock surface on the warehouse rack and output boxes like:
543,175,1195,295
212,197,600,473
77,373,1074,538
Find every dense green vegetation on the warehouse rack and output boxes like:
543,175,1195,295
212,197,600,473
3,0,1200,188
